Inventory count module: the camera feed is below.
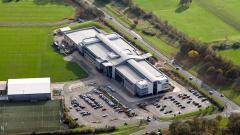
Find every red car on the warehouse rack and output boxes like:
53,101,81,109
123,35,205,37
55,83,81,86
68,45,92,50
102,108,107,111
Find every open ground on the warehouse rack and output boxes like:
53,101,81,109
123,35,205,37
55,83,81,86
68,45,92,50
0,0,87,82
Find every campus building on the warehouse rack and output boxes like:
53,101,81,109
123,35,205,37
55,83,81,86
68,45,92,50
64,27,170,96
7,78,51,101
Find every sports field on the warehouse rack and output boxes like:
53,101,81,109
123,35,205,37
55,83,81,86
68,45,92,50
0,0,88,82
0,27,88,82
0,101,63,134
133,0,240,42
0,0,74,22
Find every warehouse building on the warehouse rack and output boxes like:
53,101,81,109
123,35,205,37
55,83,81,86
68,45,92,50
64,27,170,96
7,78,51,101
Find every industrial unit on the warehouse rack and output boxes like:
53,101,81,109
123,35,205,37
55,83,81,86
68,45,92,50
64,27,170,96
7,78,51,101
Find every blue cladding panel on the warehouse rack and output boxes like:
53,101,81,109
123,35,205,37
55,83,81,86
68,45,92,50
8,93,51,101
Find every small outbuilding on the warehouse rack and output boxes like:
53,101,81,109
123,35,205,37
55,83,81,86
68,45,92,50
0,81,7,96
7,78,51,101
58,27,71,34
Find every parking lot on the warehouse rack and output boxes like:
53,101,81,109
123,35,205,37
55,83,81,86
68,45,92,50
65,83,136,127
144,89,211,117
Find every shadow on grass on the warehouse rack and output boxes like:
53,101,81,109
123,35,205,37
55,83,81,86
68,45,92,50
175,5,189,13
93,0,111,7
66,61,88,80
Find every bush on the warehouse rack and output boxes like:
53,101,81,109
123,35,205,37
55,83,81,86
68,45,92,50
63,112,79,129
142,29,157,36
94,126,116,133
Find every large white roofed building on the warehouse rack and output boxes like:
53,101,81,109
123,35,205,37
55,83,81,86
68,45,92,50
63,27,171,97
7,78,51,101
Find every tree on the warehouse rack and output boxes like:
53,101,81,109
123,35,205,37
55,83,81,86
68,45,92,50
226,68,239,80
232,77,240,91
175,123,191,135
188,50,199,58
169,121,181,135
228,113,240,135
179,0,192,5
207,66,216,75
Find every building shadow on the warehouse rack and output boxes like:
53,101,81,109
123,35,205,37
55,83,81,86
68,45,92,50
66,61,88,80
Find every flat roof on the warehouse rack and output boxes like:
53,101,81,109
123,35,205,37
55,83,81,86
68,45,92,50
59,27,71,32
85,33,144,65
8,78,51,95
138,60,167,81
86,41,111,60
65,27,100,45
116,64,143,84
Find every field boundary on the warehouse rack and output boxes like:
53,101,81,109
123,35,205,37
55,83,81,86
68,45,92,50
0,19,72,27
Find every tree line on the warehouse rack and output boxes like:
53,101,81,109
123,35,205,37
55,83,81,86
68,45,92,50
169,113,240,135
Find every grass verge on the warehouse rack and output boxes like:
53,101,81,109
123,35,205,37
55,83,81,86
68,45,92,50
70,21,112,32
99,124,144,135
159,105,216,120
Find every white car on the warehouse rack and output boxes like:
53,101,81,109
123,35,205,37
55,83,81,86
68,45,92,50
102,114,108,117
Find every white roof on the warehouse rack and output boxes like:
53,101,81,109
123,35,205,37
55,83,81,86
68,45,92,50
116,64,143,84
65,27,100,45
59,27,71,32
8,78,51,95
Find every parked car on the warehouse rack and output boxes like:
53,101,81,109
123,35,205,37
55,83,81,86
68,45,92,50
102,114,108,117
209,91,213,95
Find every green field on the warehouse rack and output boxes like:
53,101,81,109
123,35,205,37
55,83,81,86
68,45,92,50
0,27,87,82
219,49,240,66
0,101,63,134
0,0,88,82
133,0,240,42
133,0,240,65
0,0,74,22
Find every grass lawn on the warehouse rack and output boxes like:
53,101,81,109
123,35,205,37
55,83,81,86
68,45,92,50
219,117,229,129
0,101,63,134
218,49,240,66
159,105,216,120
0,0,88,82
99,124,144,135
0,27,87,82
133,0,240,42
0,0,74,22
142,34,178,57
